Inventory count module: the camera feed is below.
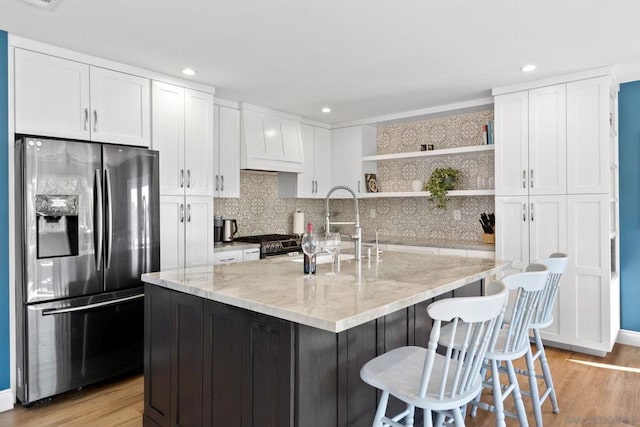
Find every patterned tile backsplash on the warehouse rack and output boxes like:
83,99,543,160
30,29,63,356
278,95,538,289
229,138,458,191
215,108,495,243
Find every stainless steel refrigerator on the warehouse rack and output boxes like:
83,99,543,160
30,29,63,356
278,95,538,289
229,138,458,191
15,136,160,405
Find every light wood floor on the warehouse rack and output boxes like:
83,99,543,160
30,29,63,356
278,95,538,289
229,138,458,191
0,344,639,426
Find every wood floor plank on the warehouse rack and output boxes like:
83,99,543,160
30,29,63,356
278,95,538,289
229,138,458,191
0,344,638,426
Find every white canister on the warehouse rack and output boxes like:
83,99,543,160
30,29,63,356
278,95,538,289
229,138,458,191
411,180,423,192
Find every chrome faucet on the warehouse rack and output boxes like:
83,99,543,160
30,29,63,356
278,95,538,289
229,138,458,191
325,185,362,261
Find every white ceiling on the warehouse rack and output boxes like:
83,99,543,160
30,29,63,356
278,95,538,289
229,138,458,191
2,0,640,124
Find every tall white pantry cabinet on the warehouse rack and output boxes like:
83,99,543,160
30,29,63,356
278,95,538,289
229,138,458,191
152,81,216,270
494,74,620,355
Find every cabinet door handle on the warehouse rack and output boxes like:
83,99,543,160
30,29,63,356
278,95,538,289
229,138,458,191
530,203,534,221
215,175,219,191
221,175,224,191
84,108,89,131
312,180,315,193
522,203,527,222
93,110,98,132
187,204,192,222
180,204,184,223
358,180,361,193
187,170,191,188
522,170,526,189
315,180,318,193
530,169,534,188
180,169,184,188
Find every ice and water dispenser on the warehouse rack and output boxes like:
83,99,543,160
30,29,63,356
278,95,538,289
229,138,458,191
35,194,79,258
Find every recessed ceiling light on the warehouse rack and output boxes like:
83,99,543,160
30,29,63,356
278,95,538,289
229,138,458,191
181,68,197,76
321,107,331,113
520,64,536,72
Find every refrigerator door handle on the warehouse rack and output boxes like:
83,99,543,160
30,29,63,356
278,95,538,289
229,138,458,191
94,169,104,270
142,195,148,273
105,169,114,269
41,294,145,316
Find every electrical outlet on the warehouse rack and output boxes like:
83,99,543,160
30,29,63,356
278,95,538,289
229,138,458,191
370,208,376,219
453,210,461,221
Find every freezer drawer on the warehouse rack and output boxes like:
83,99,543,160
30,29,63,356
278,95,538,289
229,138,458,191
17,288,144,405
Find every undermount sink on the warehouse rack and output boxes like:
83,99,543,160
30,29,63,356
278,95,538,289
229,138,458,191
290,253,355,264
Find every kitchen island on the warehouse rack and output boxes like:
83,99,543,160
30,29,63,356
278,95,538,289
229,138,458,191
142,252,510,427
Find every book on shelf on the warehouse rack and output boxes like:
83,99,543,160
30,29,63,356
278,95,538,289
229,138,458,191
482,124,488,145
487,120,494,145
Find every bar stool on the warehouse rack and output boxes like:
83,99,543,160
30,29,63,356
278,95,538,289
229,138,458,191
439,265,549,426
518,253,569,426
360,281,509,427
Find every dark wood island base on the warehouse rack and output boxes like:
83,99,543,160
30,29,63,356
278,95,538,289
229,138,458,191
143,281,481,427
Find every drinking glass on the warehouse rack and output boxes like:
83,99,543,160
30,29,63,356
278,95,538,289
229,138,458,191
324,232,341,276
301,232,319,277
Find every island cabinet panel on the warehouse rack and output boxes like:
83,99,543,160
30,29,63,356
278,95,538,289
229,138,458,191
242,314,294,427
144,285,172,426
202,301,244,426
170,292,204,427
144,286,204,427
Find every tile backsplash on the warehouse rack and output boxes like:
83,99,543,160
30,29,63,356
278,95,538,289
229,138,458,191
215,108,495,243
215,171,326,237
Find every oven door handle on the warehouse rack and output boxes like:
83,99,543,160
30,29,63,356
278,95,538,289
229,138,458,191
41,294,144,316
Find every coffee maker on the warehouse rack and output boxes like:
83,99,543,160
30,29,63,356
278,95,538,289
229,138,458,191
214,215,224,246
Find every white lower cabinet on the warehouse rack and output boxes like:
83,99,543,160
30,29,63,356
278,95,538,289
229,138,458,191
211,247,260,265
497,193,618,353
160,195,213,270
212,250,243,265
565,194,617,353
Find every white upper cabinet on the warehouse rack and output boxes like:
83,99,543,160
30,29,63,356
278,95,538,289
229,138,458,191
151,82,185,195
494,91,528,196
495,84,566,196
331,125,377,194
240,106,304,173
151,81,215,197
184,89,215,196
15,49,91,140
15,49,151,146
89,67,151,146
567,77,611,194
213,105,241,198
313,127,333,197
296,124,332,198
528,85,566,195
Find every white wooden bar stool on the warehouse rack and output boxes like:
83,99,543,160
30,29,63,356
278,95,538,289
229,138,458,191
360,281,509,427
449,265,549,427
517,253,569,426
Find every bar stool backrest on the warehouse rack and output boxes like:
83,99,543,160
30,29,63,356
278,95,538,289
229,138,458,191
420,281,508,401
527,253,569,325
498,265,549,353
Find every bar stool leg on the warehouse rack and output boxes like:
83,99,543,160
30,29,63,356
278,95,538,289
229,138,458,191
534,328,559,413
372,391,389,427
525,345,543,427
490,359,507,427
506,359,529,427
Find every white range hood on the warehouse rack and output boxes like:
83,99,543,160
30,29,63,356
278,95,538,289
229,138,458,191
240,103,304,173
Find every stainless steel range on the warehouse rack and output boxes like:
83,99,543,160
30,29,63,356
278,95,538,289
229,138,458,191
234,234,302,259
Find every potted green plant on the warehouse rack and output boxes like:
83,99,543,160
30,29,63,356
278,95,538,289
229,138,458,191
424,167,461,209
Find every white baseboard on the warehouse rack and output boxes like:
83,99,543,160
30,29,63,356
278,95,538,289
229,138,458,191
0,389,14,413
617,329,640,347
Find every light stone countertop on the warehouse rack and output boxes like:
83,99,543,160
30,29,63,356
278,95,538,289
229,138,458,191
142,252,510,333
